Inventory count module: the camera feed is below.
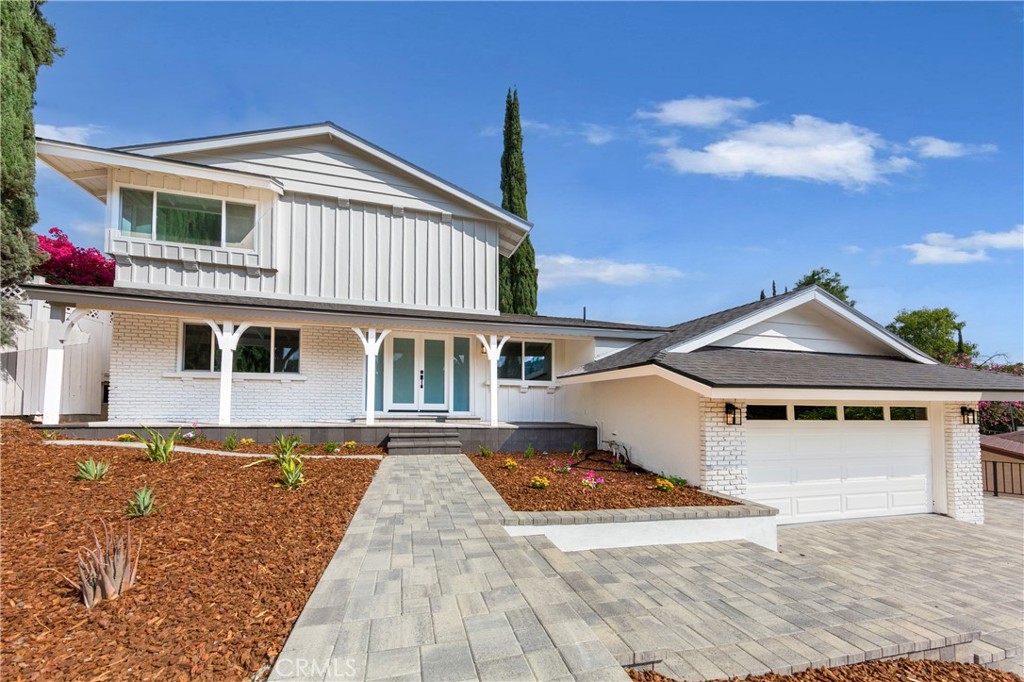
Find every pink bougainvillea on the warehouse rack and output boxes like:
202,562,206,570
949,352,1023,434
35,228,115,286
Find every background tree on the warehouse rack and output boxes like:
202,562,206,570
794,267,855,306
886,307,977,362
1,0,60,345
759,289,766,301
497,88,538,314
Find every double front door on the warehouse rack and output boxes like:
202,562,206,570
385,335,449,411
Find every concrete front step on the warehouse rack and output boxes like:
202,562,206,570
387,430,464,455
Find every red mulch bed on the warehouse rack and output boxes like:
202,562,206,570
1,418,379,681
96,433,385,457
629,658,1021,681
469,450,735,512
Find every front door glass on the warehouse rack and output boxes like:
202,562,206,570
391,338,416,406
422,339,446,407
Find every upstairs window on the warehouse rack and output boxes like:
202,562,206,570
181,324,300,374
497,341,553,382
120,188,256,249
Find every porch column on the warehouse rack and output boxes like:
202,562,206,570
42,306,90,425
352,328,391,426
205,321,252,426
942,402,984,524
476,334,510,427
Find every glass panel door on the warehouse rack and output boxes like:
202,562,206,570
391,337,416,408
422,339,447,408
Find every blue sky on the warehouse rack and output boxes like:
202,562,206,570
34,2,1023,360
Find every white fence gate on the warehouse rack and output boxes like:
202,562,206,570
1,292,111,418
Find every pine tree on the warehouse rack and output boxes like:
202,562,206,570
1,1,60,345
759,290,766,301
497,88,537,314
771,280,777,297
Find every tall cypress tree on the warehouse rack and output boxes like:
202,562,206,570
1,0,60,345
498,88,537,315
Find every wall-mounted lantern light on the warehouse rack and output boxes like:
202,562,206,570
725,402,742,426
960,406,978,425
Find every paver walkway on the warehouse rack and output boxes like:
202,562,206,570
273,453,1023,681
270,455,628,681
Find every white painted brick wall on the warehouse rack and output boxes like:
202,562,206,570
699,398,748,497
108,314,364,423
943,403,984,524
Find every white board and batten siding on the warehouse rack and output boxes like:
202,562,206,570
126,137,508,312
274,194,498,310
712,305,895,356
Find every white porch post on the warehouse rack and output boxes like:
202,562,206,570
42,307,90,425
205,321,252,426
476,334,510,427
352,327,391,426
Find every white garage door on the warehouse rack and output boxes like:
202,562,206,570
747,412,932,524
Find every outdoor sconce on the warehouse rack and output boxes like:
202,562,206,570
960,406,978,425
725,402,742,426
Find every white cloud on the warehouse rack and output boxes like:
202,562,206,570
909,136,997,159
842,245,864,255
34,123,102,145
580,124,616,145
904,225,1024,265
635,96,760,128
537,254,685,290
651,114,914,189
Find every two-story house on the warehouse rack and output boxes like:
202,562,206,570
28,122,1022,526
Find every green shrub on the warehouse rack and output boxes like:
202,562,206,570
479,445,493,458
223,432,239,451
272,434,303,461
133,425,181,463
524,444,535,459
659,472,688,488
277,457,306,489
40,430,62,441
323,441,341,454
571,441,583,456
75,459,110,481
125,486,159,518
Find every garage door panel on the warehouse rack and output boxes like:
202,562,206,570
747,418,932,524
845,491,889,512
795,495,842,516
844,461,889,479
794,463,843,482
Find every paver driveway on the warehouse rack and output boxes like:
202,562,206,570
272,455,1023,681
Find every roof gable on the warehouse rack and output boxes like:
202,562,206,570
116,122,531,256
665,288,935,364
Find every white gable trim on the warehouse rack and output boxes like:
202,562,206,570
665,289,936,365
116,123,532,249
36,139,285,196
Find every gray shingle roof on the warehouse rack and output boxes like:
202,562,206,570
22,283,666,334
565,289,808,375
646,347,1024,392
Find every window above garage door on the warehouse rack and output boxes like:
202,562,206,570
745,404,928,422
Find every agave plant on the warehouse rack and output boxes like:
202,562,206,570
71,520,141,609
276,457,306,489
242,433,303,468
125,486,159,518
75,459,110,481
132,425,181,463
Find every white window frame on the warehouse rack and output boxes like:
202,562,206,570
177,321,302,376
495,339,556,386
114,182,260,253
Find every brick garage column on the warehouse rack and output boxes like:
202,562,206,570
943,402,984,524
699,398,748,497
